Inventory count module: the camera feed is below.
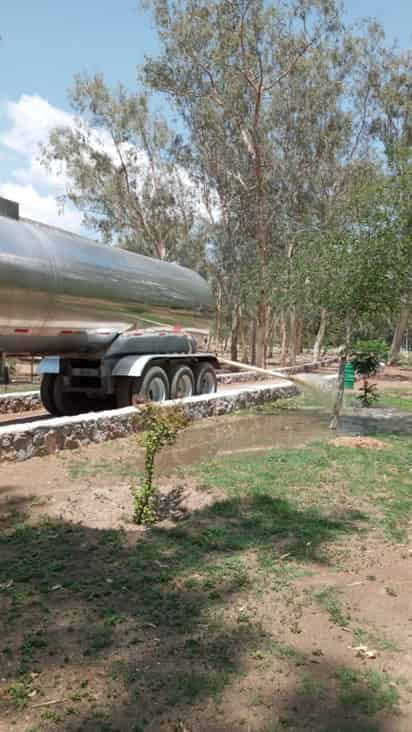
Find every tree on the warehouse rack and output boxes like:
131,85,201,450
40,1,410,370
302,169,411,426
41,74,205,269
143,0,360,365
368,47,412,363
142,0,397,365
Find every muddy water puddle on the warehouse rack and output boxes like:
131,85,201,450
157,409,334,471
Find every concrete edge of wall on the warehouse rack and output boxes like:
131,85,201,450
0,380,299,464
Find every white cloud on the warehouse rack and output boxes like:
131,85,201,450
0,94,73,156
0,94,75,192
0,182,83,232
0,94,84,232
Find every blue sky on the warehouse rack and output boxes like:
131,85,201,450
0,0,410,230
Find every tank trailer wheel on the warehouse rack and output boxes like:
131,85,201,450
40,374,61,416
194,362,217,395
139,366,170,403
170,365,194,400
115,366,170,408
52,374,92,416
115,377,136,409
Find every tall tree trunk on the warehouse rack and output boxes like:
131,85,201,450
230,304,240,362
239,309,249,364
280,311,288,367
214,283,223,351
289,307,301,366
313,308,327,362
330,321,352,430
388,307,410,365
296,314,304,355
250,317,257,366
255,297,267,367
267,316,276,360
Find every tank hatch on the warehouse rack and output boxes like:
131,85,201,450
0,197,19,220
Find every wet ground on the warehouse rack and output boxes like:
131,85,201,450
0,406,336,532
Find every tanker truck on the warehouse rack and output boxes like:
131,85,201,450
0,198,218,416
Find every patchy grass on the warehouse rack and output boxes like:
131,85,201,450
313,585,351,628
376,387,412,412
65,453,142,481
1,429,412,730
188,436,412,542
353,626,400,653
336,668,400,714
0,383,39,394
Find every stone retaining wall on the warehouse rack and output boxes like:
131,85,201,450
0,380,299,463
341,407,412,436
217,371,269,384
0,390,42,414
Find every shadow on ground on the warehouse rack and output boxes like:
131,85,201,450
0,491,400,731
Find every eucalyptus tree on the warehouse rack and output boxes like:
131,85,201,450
142,0,358,365
41,74,204,267
142,0,397,365
367,48,412,363
301,168,412,425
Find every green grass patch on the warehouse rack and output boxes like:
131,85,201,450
345,384,412,413
313,586,351,628
336,667,400,714
187,436,412,542
353,626,400,653
377,388,412,412
0,383,39,394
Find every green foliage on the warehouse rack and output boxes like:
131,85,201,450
355,380,380,408
40,75,206,270
131,405,189,524
313,586,351,628
7,679,32,710
336,667,400,714
350,341,384,407
351,342,386,376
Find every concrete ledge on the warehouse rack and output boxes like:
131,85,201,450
341,407,412,436
0,380,299,463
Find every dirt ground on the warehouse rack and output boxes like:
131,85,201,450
1,403,412,732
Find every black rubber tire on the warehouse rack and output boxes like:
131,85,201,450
194,362,217,395
139,366,170,402
40,374,61,416
170,365,194,400
52,375,91,416
115,366,170,407
115,377,137,409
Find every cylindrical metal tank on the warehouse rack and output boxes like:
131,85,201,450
0,215,214,356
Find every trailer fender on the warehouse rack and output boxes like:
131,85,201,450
111,353,219,379
111,354,159,379
37,356,61,375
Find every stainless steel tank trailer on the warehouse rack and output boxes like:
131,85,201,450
0,197,218,416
